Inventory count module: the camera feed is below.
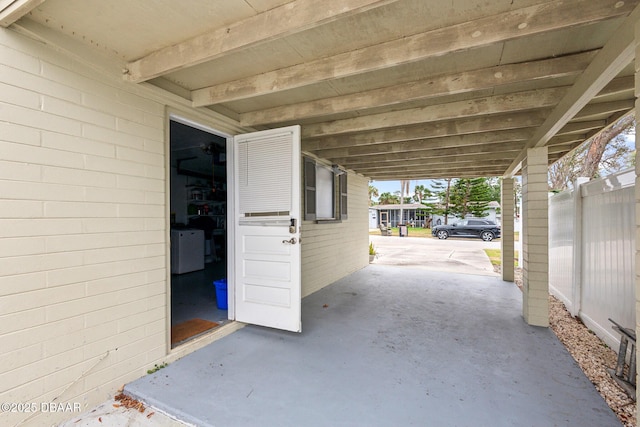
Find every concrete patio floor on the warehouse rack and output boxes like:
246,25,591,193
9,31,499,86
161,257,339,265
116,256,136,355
125,265,620,427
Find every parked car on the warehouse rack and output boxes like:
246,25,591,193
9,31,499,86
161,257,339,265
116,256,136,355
432,218,500,242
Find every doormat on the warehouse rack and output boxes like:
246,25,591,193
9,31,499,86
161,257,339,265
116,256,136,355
171,318,219,345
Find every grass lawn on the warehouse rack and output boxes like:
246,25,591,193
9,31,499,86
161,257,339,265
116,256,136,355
484,249,501,266
483,248,519,267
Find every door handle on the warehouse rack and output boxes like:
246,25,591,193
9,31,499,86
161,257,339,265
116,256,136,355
282,237,297,244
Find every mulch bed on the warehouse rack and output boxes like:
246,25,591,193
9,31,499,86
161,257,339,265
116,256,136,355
549,295,636,426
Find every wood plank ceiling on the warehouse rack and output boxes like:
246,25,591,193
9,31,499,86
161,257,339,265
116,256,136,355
6,0,639,180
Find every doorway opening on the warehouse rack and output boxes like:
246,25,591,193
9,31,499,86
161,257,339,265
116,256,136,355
379,211,389,227
169,119,228,347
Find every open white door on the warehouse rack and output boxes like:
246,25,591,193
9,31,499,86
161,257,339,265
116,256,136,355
233,126,301,332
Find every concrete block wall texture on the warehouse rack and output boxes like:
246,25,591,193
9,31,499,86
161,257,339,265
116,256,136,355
0,25,371,426
521,147,549,327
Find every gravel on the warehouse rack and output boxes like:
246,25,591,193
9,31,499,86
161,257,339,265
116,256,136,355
512,269,636,426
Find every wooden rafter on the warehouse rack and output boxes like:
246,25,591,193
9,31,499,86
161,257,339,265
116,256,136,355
359,161,514,173
572,100,635,120
339,153,521,169
556,120,607,135
311,130,531,159
369,166,509,179
504,2,640,177
10,0,638,181
302,87,566,138
0,0,45,27
125,0,400,83
593,75,635,99
240,51,596,126
191,0,634,106
302,111,547,151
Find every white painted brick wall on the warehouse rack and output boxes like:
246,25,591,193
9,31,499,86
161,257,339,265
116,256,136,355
301,172,369,297
0,27,174,426
522,147,550,327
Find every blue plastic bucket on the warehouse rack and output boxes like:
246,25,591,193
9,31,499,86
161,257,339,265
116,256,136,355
213,279,228,310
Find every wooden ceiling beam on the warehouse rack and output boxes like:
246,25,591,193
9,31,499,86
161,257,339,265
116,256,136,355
311,130,530,158
347,157,514,171
547,135,586,146
240,51,596,126
572,100,635,120
504,2,640,177
358,159,509,175
336,151,521,168
548,143,582,155
0,0,45,27
192,0,635,106
302,87,566,138
368,167,507,180
594,75,635,99
327,141,526,163
556,120,606,135
302,111,546,151
124,0,399,83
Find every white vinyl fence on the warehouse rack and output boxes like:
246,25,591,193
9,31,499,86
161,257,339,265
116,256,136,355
549,169,636,350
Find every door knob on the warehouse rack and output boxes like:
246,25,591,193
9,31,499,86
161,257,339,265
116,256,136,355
282,237,297,244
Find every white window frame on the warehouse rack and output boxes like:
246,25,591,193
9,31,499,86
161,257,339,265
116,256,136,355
304,157,347,222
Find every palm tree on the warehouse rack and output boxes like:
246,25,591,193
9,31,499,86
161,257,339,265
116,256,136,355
378,192,398,205
414,184,430,204
368,184,379,206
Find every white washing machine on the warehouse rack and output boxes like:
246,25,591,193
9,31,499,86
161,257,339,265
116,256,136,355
170,229,204,274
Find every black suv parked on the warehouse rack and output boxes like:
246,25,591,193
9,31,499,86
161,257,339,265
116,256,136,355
432,219,500,242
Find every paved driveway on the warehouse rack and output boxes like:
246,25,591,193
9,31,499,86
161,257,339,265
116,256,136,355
370,234,500,276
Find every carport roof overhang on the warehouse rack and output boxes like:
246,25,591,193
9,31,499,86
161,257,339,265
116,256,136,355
4,0,638,180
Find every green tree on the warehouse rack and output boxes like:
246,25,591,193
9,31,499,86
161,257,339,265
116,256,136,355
485,177,501,202
378,192,399,204
549,114,635,191
430,178,454,224
449,178,492,218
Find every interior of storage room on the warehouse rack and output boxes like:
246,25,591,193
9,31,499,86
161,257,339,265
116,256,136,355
169,119,229,347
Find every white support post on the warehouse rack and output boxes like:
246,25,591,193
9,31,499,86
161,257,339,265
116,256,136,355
522,147,549,327
570,177,589,317
501,178,515,282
